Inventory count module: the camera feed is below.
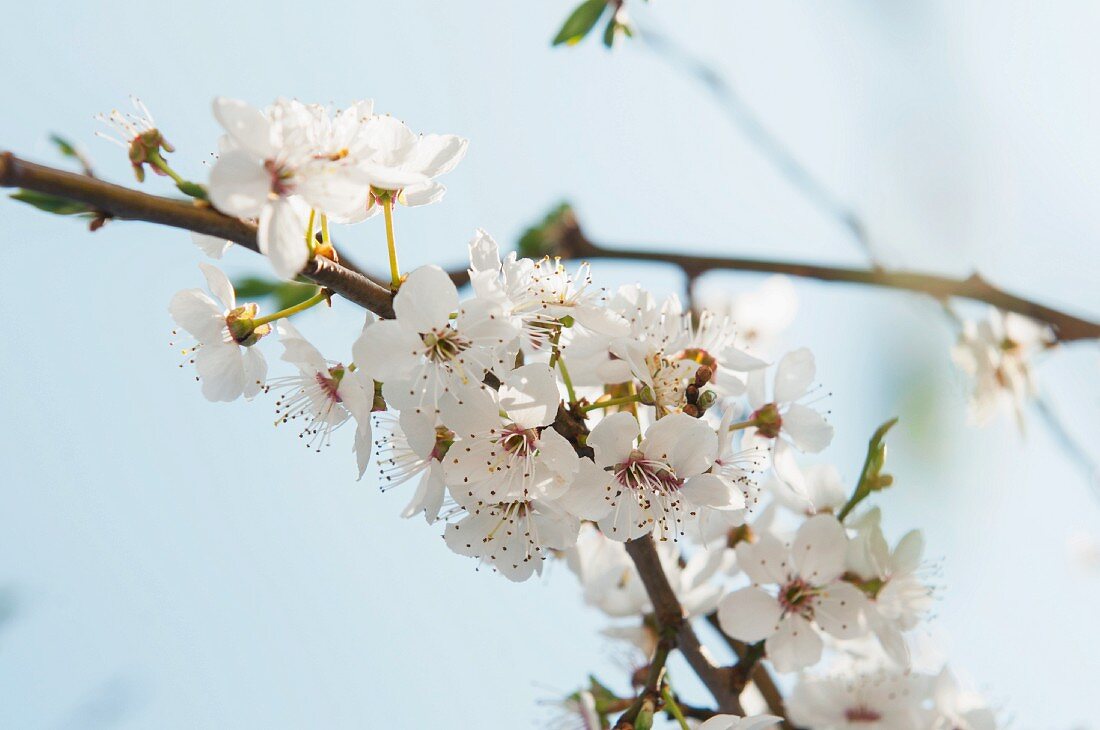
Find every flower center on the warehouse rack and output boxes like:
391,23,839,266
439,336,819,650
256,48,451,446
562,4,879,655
613,449,683,494
225,303,271,346
778,577,818,618
264,159,294,197
422,329,470,363
752,402,783,439
500,424,539,457
315,366,343,403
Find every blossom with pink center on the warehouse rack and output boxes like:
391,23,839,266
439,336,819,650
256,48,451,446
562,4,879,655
717,514,867,672
440,363,578,505
266,321,374,473
564,412,742,541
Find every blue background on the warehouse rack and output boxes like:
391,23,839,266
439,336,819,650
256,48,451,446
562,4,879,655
1,1,1099,727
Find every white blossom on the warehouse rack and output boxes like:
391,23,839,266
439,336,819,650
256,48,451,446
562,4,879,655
717,515,867,672
168,263,268,402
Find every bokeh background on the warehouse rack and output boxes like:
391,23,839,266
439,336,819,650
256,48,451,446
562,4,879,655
2,1,1099,727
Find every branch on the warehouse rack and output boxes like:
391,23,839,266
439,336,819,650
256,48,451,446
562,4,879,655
539,207,1100,342
623,536,742,714
704,613,796,729
0,152,396,318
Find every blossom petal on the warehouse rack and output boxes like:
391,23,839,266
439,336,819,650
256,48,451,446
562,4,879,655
587,412,640,468
773,348,816,403
191,232,232,259
682,473,746,511
438,387,500,438
240,346,267,400
406,134,468,178
394,265,458,333
169,289,224,342
782,403,834,453
766,614,823,672
208,148,270,219
792,514,848,583
353,320,423,382
735,533,791,585
400,180,446,207
212,97,274,159
258,198,309,279
197,263,235,310
814,580,866,639
194,342,245,402
555,458,613,520
717,587,783,643
402,463,447,524
499,364,560,429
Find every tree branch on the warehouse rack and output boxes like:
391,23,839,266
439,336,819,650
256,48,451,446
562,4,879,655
0,151,396,318
704,613,795,728
541,208,1100,342
623,536,742,714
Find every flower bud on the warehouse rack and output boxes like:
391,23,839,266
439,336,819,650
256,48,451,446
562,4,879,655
696,389,718,411
637,385,655,406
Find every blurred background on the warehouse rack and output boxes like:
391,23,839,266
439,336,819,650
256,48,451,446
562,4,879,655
1,1,1099,727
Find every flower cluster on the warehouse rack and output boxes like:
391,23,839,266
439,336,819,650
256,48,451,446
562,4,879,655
156,96,999,728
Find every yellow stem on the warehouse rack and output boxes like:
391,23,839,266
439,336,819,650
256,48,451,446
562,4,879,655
382,196,400,288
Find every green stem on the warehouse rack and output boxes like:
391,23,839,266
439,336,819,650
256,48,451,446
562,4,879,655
558,357,578,404
382,195,401,288
660,686,691,730
726,417,759,431
252,289,328,327
580,393,642,413
147,150,208,200
837,417,899,522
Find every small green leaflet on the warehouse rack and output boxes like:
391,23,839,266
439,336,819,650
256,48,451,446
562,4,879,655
552,0,609,46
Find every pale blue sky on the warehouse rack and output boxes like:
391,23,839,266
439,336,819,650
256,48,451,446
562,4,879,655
1,1,1099,727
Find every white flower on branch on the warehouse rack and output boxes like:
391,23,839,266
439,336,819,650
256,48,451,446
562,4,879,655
570,412,744,541
440,363,578,504
168,263,268,402
353,265,518,413
952,309,1052,428
787,666,931,729
266,320,375,469
207,97,376,277
373,410,450,524
844,508,936,668
717,514,867,672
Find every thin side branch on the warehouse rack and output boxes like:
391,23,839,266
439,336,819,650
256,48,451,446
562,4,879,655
0,152,396,318
623,536,742,714
545,210,1100,342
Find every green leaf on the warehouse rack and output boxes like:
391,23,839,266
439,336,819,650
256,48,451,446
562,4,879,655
9,190,93,216
233,276,320,311
518,201,576,258
49,134,79,159
602,16,617,48
552,0,608,46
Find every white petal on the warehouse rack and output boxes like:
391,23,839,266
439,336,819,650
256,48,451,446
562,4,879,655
400,180,445,207
194,342,245,402
240,346,267,399
169,289,224,342
587,411,640,468
438,387,500,438
191,232,232,259
353,320,422,383
212,97,274,159
499,363,560,429
814,580,867,639
208,148,270,218
735,533,791,585
892,530,925,574
198,262,235,310
535,427,580,499
394,265,458,333
402,464,447,524
555,457,614,520
717,587,783,643
406,134,468,178
258,198,309,279
354,417,373,479
468,228,501,273
765,614,823,672
792,514,848,583
681,473,746,510
782,403,834,453
773,348,815,403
